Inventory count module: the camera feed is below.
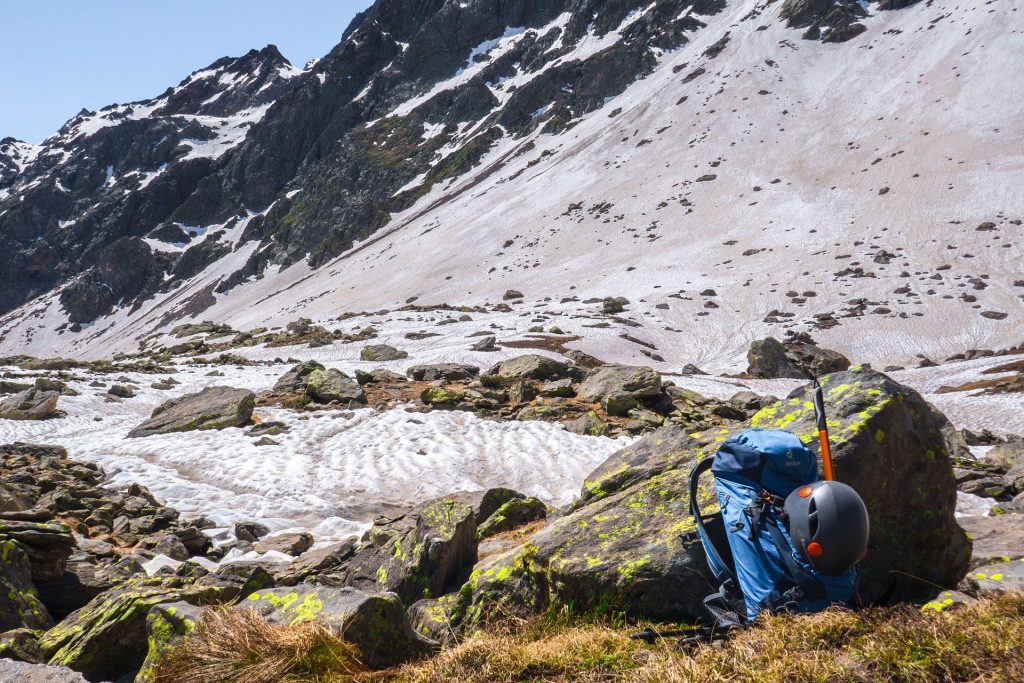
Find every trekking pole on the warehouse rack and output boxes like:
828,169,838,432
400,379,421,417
811,377,835,481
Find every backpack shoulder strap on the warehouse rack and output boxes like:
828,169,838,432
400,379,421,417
689,456,737,586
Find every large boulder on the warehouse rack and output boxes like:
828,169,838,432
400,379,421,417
0,389,60,420
325,494,477,606
453,368,970,628
746,337,805,378
272,360,324,393
360,344,409,362
487,354,570,381
304,368,366,404
127,386,254,438
746,337,850,379
38,563,272,682
240,586,432,668
576,365,662,403
0,537,54,631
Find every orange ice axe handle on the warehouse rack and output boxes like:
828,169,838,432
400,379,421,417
812,378,835,481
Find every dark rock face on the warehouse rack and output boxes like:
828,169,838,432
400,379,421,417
780,0,868,42
0,47,307,317
127,386,255,437
0,0,727,329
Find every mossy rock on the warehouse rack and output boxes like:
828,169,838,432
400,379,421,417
602,392,638,416
240,586,433,668
477,498,548,539
272,360,324,392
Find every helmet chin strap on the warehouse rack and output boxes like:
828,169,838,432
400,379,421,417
811,377,835,481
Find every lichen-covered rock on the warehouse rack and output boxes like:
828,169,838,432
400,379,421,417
0,521,75,583
477,497,547,539
272,360,325,393
304,368,366,404
577,365,662,402
0,389,60,421
408,592,461,646
407,363,479,382
420,386,465,406
454,369,970,627
274,540,356,587
0,538,54,631
447,488,525,527
0,627,44,663
967,558,1024,595
38,563,272,682
360,344,408,362
958,514,1024,569
487,354,570,381
127,386,255,437
602,392,638,417
135,601,202,683
330,494,477,605
240,586,432,668
746,337,805,378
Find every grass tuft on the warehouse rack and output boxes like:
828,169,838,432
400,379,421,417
152,606,366,683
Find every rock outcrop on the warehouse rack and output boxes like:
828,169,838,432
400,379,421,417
450,368,969,628
0,389,60,420
127,386,255,437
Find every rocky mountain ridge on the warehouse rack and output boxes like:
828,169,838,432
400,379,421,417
0,0,1020,372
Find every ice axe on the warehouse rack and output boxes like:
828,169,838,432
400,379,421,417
809,376,835,481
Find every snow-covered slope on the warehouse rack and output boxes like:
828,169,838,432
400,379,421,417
0,0,1020,371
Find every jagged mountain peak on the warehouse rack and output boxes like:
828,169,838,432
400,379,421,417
0,0,1020,367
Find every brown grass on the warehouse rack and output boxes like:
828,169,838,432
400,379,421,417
153,594,1024,683
152,607,367,683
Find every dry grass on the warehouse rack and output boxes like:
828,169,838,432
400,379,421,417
152,607,366,683
153,594,1024,683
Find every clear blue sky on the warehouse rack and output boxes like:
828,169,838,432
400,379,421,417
1,1,373,143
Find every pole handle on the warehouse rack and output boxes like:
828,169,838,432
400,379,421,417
812,378,836,481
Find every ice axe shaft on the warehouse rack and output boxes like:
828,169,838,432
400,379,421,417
811,377,835,481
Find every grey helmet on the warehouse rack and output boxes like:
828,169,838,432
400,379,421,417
784,480,870,576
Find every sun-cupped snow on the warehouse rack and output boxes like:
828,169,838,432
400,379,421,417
0,361,628,546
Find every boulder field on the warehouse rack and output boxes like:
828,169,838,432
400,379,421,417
0,367,1004,681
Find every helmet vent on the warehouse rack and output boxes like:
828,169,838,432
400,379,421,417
808,498,819,537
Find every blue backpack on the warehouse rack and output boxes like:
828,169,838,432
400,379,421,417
689,428,858,627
